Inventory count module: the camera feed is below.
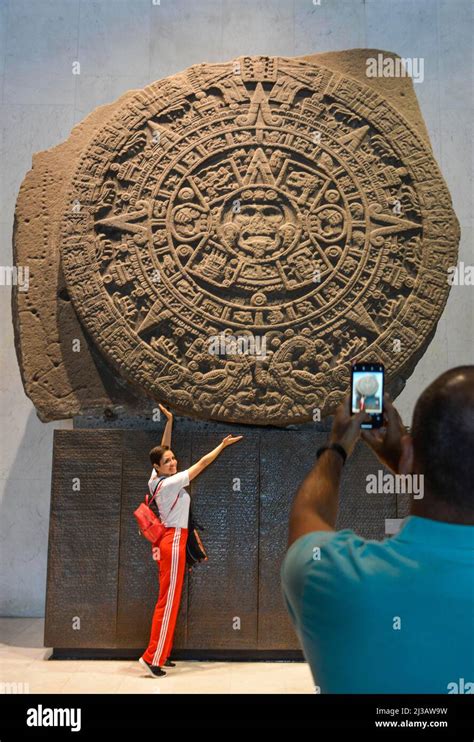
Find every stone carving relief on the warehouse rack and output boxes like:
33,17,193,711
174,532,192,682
13,52,460,424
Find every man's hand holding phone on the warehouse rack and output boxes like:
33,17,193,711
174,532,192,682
351,362,384,428
361,393,408,474
329,394,371,458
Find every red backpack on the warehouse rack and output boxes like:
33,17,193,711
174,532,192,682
134,476,179,544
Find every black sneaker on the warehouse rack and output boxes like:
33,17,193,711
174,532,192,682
164,659,176,667
138,657,166,677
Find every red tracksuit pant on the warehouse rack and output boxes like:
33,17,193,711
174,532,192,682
142,527,188,667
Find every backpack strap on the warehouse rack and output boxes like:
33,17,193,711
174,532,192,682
145,475,164,507
148,475,180,522
148,475,166,505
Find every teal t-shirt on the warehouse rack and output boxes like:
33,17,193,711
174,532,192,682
280,515,474,693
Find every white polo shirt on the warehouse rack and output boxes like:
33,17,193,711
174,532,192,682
148,468,191,528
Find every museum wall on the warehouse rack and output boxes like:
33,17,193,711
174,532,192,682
1,0,472,615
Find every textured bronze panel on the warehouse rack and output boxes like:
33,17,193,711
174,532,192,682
44,430,123,648
259,431,320,649
259,434,395,649
185,433,260,649
397,492,412,519
337,442,396,538
45,428,396,655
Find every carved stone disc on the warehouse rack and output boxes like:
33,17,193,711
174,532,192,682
60,55,459,425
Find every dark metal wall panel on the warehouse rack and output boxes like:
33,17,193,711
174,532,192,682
258,435,396,650
185,433,260,649
259,431,323,650
397,493,412,519
45,427,396,656
44,430,123,648
337,441,396,539
116,431,192,648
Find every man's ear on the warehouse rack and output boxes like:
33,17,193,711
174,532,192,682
399,434,414,475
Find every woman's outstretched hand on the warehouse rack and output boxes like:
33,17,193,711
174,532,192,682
220,434,243,448
188,434,244,481
158,403,173,420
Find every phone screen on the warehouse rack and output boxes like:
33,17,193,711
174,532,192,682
351,363,384,429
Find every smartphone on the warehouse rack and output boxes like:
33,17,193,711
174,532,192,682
351,363,384,429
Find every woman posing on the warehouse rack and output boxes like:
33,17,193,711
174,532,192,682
139,403,242,677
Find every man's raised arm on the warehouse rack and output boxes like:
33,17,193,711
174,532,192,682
288,397,370,548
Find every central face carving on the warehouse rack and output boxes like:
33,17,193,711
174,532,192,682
235,203,284,255
220,186,298,260
165,144,356,302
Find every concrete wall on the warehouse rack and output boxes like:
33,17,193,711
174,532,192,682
1,0,472,615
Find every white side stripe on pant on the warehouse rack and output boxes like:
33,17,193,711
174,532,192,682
153,528,181,666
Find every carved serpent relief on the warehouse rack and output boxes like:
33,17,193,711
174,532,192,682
59,55,458,425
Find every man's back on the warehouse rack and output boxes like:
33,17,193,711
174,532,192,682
280,515,474,693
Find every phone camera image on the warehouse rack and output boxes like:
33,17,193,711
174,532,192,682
351,364,384,429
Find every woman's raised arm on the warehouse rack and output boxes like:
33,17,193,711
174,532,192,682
187,434,243,482
159,403,173,448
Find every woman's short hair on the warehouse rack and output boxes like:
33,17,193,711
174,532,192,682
149,445,170,467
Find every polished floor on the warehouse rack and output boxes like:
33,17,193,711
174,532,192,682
0,619,314,694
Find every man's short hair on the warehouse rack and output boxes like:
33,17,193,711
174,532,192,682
411,366,474,512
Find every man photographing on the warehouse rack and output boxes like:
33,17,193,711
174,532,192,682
281,366,474,693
